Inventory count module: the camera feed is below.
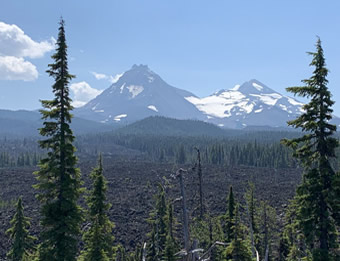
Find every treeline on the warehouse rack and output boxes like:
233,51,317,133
0,133,297,169
0,137,43,167
0,151,42,167
77,133,297,168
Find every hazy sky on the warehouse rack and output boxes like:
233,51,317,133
1,0,340,114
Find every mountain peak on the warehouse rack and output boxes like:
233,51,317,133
110,64,158,88
131,64,149,70
129,64,154,75
237,79,275,94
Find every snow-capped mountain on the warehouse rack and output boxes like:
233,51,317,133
74,64,204,123
75,65,338,129
185,79,305,128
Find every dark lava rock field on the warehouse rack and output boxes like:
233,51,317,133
0,159,301,259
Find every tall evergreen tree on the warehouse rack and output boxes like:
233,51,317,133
115,245,129,261
81,155,115,261
6,197,36,261
245,182,259,258
224,204,252,261
282,38,340,260
147,185,168,261
163,203,178,261
257,201,277,260
225,186,235,242
33,18,83,261
176,145,186,164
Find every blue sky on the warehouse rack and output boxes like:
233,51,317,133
1,0,340,114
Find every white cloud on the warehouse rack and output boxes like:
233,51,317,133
0,21,55,58
0,21,55,82
70,81,103,108
91,71,123,84
0,56,38,81
91,71,108,80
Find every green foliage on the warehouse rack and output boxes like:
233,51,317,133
146,185,168,260
257,201,278,260
80,155,115,261
164,234,176,261
77,130,299,168
116,116,229,137
0,197,16,209
6,197,36,261
224,204,252,261
282,38,340,260
245,182,257,236
176,145,186,164
245,182,259,258
225,186,235,242
280,199,312,261
0,151,42,168
190,218,210,253
115,245,129,261
146,185,178,261
190,215,225,260
33,18,83,261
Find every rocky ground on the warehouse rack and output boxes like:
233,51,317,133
0,158,301,259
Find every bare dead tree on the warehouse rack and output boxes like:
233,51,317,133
142,242,146,261
194,147,204,219
192,239,200,261
197,241,229,261
176,168,190,260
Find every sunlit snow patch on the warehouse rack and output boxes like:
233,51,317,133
91,103,99,111
127,85,144,98
120,83,126,93
287,97,304,106
252,82,263,91
148,76,154,83
147,105,158,112
185,90,253,118
231,84,240,91
249,93,282,106
114,114,127,122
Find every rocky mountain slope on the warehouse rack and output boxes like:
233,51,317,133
75,64,204,124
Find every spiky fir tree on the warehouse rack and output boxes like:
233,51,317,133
164,203,177,261
245,182,258,258
81,155,115,261
34,18,83,261
225,186,235,243
6,197,36,261
282,38,340,260
224,204,252,261
147,185,168,261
